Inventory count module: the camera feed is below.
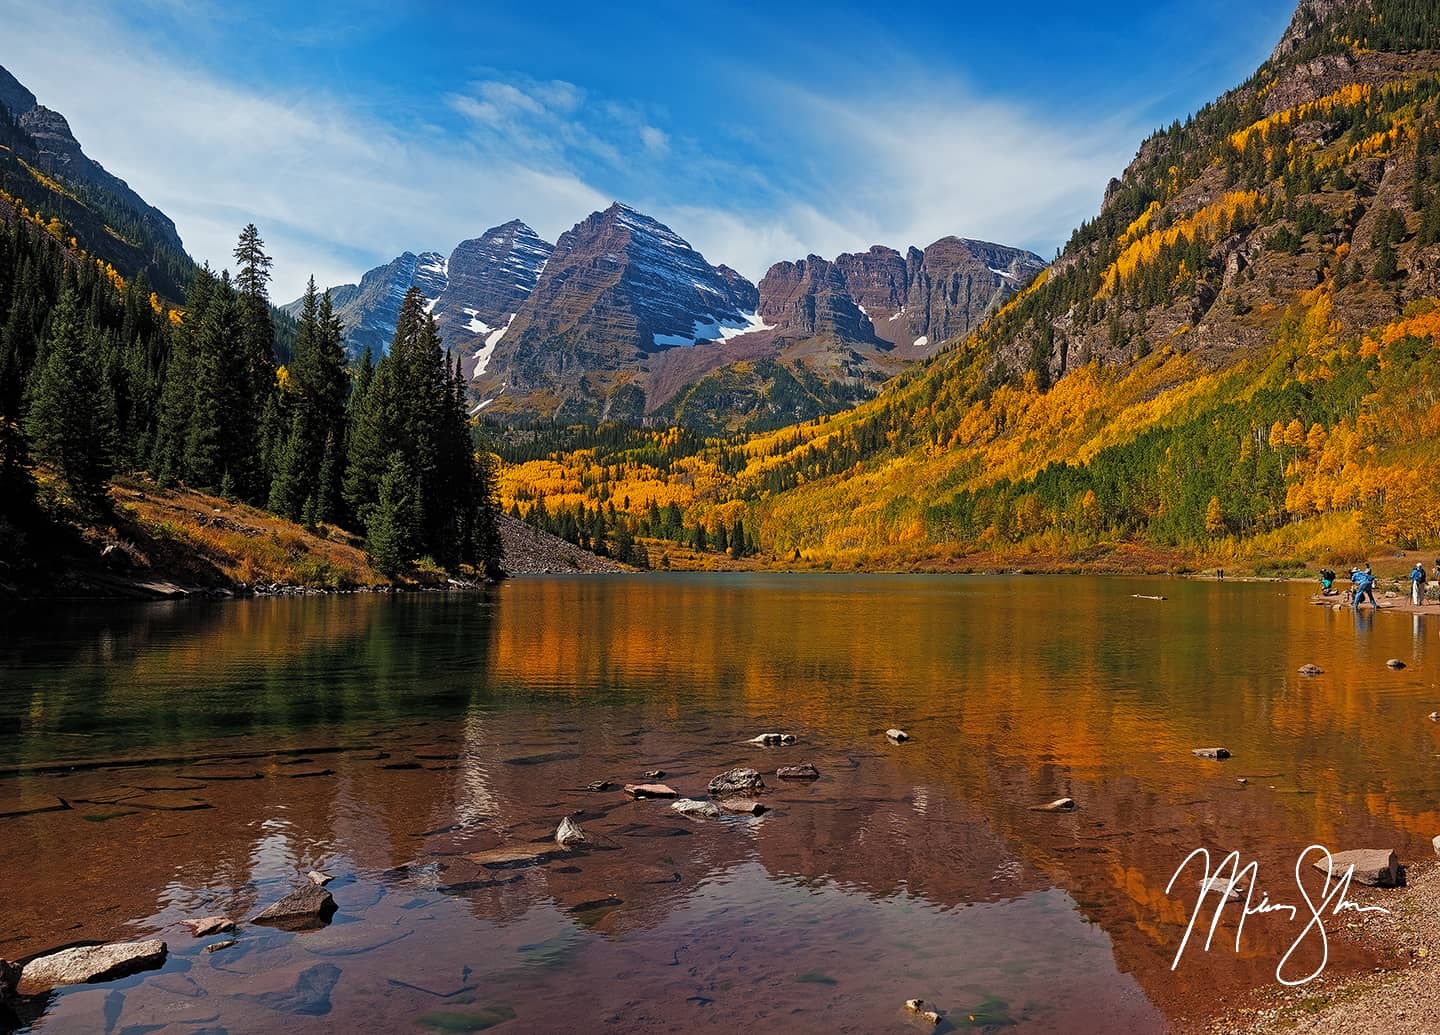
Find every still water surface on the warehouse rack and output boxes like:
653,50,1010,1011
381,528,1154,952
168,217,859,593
1,575,1437,1032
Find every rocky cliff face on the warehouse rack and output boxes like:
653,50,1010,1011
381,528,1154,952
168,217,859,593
283,250,448,361
0,63,194,299
472,203,763,422
429,221,552,375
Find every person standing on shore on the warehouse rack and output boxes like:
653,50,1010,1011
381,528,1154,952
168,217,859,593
1411,563,1428,606
1351,567,1378,610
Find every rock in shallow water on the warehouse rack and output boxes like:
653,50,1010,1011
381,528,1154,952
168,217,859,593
252,885,337,930
708,768,765,798
1387,658,1407,669
17,940,167,994
236,962,340,1016
886,728,909,742
623,783,678,799
1191,747,1231,760
183,916,235,937
1298,664,1323,676
1030,798,1077,813
748,733,797,746
671,799,722,819
555,816,586,846
719,799,766,815
904,998,941,1025
776,764,820,780
1314,848,1403,887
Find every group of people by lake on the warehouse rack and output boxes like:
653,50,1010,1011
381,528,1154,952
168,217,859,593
1318,561,1440,608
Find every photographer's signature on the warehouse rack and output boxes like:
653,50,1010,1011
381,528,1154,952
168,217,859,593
1166,845,1391,986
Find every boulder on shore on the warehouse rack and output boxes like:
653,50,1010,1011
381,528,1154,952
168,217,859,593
708,768,765,798
1030,798,1077,813
671,799,722,819
252,884,337,930
17,940,167,995
776,764,820,780
624,783,678,799
1191,747,1231,760
1314,848,1403,887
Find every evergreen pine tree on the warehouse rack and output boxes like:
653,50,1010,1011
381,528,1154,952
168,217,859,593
367,452,419,575
25,285,113,510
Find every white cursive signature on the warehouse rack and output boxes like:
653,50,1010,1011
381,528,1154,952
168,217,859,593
1165,845,1392,986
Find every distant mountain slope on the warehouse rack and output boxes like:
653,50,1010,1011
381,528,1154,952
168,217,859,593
498,0,1440,570
294,204,1042,432
0,63,194,300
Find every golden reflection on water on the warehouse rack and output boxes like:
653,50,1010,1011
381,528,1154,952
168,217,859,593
2,575,1436,1030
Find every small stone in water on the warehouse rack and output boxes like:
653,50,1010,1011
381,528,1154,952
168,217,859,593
748,733,797,746
624,783,678,799
1191,747,1231,760
904,998,941,1025
555,816,586,846
1030,798,1076,812
585,780,614,791
776,764,820,779
644,770,666,779
886,728,909,742
671,799,722,819
1388,659,1407,669
707,768,765,798
184,916,235,937
307,870,333,886
1298,664,1323,676
203,939,237,954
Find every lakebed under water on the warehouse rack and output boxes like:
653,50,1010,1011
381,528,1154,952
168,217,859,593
1,575,1437,1033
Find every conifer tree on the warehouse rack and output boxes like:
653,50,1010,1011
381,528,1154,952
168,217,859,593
25,285,113,510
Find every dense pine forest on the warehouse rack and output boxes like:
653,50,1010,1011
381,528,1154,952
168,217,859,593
0,210,500,586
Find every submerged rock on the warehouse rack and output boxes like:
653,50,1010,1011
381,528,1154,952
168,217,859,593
643,769,666,779
1298,664,1323,677
1030,798,1077,813
252,884,337,930
17,940,167,994
1315,848,1403,887
904,998,941,1026
236,962,341,1016
464,845,563,868
671,799,722,819
203,939,236,954
776,764,820,780
707,768,765,798
585,780,614,791
1199,876,1247,903
1191,747,1231,760
624,783,678,799
886,728,909,743
555,816,586,846
183,916,235,937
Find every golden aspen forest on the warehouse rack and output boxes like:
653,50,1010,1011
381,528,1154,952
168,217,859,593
495,42,1440,576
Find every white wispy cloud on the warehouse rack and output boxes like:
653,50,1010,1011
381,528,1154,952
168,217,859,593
0,1,1145,301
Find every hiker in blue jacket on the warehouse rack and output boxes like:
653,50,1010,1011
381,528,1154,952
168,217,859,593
1410,562,1428,606
1351,567,1378,609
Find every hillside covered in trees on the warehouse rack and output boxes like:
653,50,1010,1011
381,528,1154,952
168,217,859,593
496,0,1440,573
0,205,502,594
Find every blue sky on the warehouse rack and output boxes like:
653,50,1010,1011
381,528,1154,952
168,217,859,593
2,0,1296,300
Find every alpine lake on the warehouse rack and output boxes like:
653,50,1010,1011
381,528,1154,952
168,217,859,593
2,574,1437,1033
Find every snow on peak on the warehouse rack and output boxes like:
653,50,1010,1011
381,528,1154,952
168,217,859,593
989,266,1016,280
653,311,773,349
913,335,929,349
471,313,516,375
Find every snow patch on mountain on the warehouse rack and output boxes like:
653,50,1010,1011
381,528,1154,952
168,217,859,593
653,311,773,348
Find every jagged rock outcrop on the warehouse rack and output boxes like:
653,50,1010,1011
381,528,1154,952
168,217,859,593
0,64,194,299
